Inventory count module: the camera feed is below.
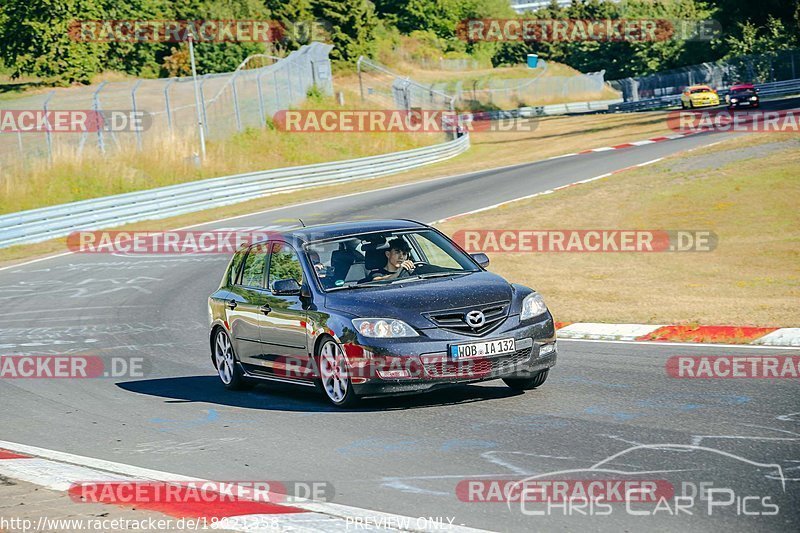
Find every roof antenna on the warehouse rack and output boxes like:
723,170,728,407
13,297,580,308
298,218,306,228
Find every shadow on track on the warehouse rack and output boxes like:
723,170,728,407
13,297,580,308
116,375,523,412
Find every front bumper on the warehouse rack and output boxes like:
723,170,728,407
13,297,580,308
729,100,758,108
346,315,558,397
690,99,720,107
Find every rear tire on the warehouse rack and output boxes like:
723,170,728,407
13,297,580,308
503,369,549,391
213,328,252,391
316,339,359,408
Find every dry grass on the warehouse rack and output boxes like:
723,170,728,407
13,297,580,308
388,61,582,84
0,96,444,214
336,60,621,110
438,133,800,327
0,110,676,266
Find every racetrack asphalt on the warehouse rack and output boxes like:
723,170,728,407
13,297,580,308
0,99,798,532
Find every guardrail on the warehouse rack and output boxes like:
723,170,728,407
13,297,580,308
520,98,623,116
468,99,622,122
609,78,800,112
0,134,470,249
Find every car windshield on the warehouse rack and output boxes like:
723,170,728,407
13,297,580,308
305,229,481,291
730,89,755,96
690,87,712,94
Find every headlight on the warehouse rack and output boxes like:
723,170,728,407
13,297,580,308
352,318,418,338
750,96,758,101
520,293,548,320
730,98,738,103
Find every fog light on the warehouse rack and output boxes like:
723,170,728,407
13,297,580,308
539,343,556,356
377,369,411,379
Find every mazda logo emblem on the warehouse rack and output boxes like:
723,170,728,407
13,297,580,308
465,310,485,328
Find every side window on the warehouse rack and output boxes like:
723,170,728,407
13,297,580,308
227,248,247,286
239,244,269,288
411,234,461,269
268,242,303,291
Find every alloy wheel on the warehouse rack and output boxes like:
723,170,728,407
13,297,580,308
215,330,235,385
319,341,351,404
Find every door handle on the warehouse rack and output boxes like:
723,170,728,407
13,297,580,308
260,304,272,315
226,300,237,310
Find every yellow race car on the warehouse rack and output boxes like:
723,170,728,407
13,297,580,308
680,85,720,109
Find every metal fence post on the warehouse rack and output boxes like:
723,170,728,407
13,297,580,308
231,72,242,131
273,71,281,111
286,64,294,102
256,70,266,124
16,130,23,160
92,82,108,154
164,79,175,133
199,75,210,136
131,80,143,150
42,91,55,162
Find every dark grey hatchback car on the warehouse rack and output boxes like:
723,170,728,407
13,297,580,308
208,219,557,407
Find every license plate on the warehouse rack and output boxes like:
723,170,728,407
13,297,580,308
449,338,516,360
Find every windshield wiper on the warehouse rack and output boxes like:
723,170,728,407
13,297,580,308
418,271,471,279
326,281,387,291
389,271,470,284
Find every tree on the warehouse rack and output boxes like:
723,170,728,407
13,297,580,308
313,0,378,62
0,0,108,84
725,16,794,57
167,0,270,75
265,0,316,50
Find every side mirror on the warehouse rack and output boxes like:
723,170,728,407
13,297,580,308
470,253,490,268
272,278,301,296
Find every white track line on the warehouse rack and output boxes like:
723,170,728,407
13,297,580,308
0,440,488,533
557,338,800,350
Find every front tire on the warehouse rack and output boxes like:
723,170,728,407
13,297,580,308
317,339,359,407
213,328,251,390
503,369,549,391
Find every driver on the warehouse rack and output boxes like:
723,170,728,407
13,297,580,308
368,237,415,281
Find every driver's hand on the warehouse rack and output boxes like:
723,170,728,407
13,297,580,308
400,259,415,272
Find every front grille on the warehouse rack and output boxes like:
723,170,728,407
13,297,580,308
425,300,510,336
423,347,532,379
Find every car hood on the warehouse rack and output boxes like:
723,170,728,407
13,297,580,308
324,271,514,328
